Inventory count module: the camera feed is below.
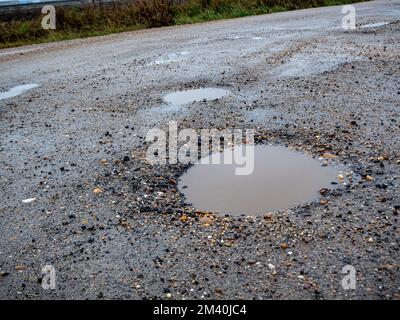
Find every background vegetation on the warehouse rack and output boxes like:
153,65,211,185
0,0,364,48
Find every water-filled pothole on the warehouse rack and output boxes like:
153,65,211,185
178,145,343,216
163,88,229,106
0,84,39,101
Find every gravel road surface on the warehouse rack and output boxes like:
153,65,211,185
0,0,399,299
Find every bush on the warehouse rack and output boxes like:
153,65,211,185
137,0,175,27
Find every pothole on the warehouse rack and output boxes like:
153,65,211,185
0,84,39,101
163,88,230,106
178,145,346,216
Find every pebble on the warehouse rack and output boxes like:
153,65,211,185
15,265,25,271
319,188,328,196
264,212,274,220
0,271,9,277
322,153,337,159
21,198,36,203
267,263,276,270
93,188,103,194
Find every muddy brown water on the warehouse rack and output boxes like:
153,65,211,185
178,145,342,216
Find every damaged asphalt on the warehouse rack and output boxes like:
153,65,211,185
0,0,399,299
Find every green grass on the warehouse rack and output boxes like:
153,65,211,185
0,0,366,49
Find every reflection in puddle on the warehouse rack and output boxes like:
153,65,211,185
179,145,343,216
163,88,230,106
0,84,39,100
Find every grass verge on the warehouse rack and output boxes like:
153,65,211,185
0,0,365,49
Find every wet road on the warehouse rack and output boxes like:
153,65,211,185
0,0,399,299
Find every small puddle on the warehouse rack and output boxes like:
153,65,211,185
278,52,361,77
163,88,230,106
179,145,343,216
0,84,39,101
149,51,189,65
359,22,389,29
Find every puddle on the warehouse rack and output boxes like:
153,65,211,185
179,145,343,216
140,87,229,125
0,84,39,100
148,51,189,65
277,52,362,77
163,88,230,106
359,22,389,29
228,36,244,40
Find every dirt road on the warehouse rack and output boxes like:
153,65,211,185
0,0,399,299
